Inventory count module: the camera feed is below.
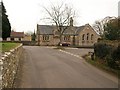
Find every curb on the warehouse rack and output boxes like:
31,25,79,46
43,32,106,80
59,49,83,59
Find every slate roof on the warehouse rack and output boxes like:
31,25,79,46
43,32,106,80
61,26,74,35
10,31,24,38
37,25,86,35
37,25,55,34
75,26,85,34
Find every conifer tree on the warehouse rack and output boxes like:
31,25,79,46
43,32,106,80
1,1,11,40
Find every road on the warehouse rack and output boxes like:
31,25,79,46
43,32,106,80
19,46,118,88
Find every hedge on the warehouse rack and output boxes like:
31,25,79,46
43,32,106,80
94,41,120,70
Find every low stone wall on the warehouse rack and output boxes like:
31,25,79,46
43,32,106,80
0,44,23,89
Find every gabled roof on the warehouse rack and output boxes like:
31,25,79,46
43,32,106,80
10,31,24,38
75,26,85,34
37,24,96,35
62,26,74,35
37,25,55,34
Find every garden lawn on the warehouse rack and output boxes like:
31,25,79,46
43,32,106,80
0,42,20,53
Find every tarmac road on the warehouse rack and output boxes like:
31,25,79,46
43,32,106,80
19,46,118,88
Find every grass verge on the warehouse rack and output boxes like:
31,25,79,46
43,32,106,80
82,54,119,77
53,46,65,50
0,42,21,53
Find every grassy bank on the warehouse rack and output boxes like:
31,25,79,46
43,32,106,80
82,55,119,77
0,42,21,53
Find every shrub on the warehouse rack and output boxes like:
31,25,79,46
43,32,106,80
94,42,120,70
94,42,113,59
111,45,120,69
112,44,120,61
106,56,117,69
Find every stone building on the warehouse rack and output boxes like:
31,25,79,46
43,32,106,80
36,18,100,46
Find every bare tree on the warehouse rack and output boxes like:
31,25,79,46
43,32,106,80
93,20,104,35
25,30,33,35
43,3,75,45
93,16,117,36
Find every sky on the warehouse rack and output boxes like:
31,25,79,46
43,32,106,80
2,0,120,33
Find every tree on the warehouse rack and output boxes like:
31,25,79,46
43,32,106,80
31,30,36,41
25,30,33,35
43,3,75,45
93,20,104,35
93,16,116,36
104,17,120,40
1,1,11,40
25,30,36,41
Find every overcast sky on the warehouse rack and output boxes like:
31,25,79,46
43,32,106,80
2,0,119,32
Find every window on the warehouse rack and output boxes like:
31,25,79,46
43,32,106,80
19,38,21,41
11,38,14,41
43,35,49,41
64,35,70,41
87,33,89,40
82,34,85,40
91,34,94,40
64,36,66,41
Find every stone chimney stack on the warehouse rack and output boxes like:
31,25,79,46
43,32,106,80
70,17,73,26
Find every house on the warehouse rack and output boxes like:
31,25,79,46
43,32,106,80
36,18,100,46
7,31,24,41
7,31,31,41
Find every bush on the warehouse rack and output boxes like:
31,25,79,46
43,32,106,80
111,45,120,69
94,42,120,70
94,42,113,59
112,44,120,61
106,56,117,69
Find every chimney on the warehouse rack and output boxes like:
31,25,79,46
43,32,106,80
70,17,73,26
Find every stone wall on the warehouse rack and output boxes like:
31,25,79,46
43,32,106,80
0,44,23,89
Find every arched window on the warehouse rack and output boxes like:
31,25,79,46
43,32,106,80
87,33,89,40
82,34,85,40
64,35,70,41
67,35,70,41
91,34,94,40
64,36,67,41
43,35,49,41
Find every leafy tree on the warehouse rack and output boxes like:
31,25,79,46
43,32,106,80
1,1,11,40
32,30,36,41
104,18,120,40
